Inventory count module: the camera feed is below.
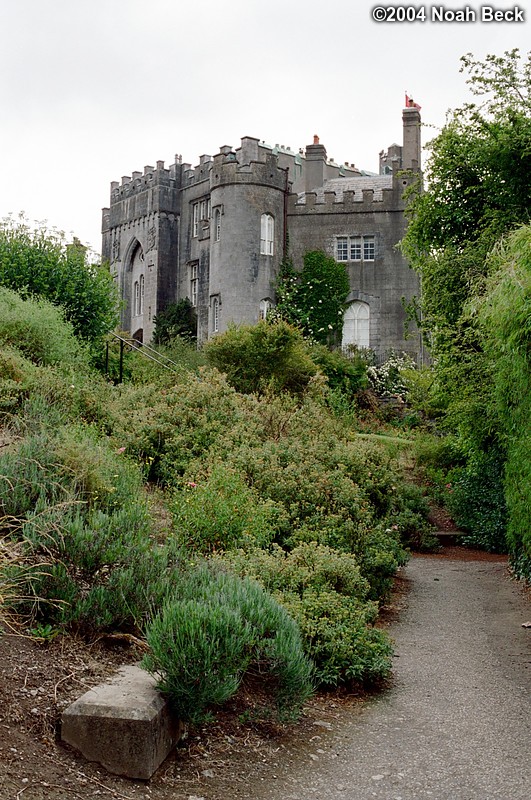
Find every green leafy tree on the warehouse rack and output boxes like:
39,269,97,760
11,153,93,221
0,215,118,345
274,251,350,346
401,49,531,553
153,298,197,345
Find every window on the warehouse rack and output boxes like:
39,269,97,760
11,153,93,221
192,203,199,237
336,237,348,261
190,263,198,307
350,237,362,261
342,301,370,349
212,297,220,333
133,281,140,316
139,274,145,315
214,208,221,242
336,235,376,262
363,236,375,261
260,213,274,255
259,299,272,320
200,198,211,221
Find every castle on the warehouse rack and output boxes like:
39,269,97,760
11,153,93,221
102,105,422,360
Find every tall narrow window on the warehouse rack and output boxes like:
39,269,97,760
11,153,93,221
350,237,362,261
133,281,140,316
363,236,375,261
260,213,274,255
259,299,272,320
190,263,198,307
214,208,221,242
336,237,348,261
192,203,199,237
139,275,145,315
212,297,219,333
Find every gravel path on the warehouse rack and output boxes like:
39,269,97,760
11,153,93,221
251,554,531,800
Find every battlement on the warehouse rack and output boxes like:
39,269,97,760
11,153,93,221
109,157,183,202
288,173,414,214
210,148,288,192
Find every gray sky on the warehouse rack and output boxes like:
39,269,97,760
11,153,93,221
1,0,528,255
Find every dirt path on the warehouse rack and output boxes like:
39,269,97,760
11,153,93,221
245,553,531,800
1,550,529,800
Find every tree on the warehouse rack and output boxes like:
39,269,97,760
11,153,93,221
152,298,197,345
273,251,350,347
401,50,531,555
0,215,118,346
402,48,531,353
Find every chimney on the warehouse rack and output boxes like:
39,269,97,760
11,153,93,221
305,136,327,191
402,106,421,171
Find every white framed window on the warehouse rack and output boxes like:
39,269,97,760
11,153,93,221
363,236,375,261
342,301,370,349
189,263,198,307
259,298,272,320
212,297,220,333
260,213,274,255
350,237,362,261
192,203,199,237
133,281,140,316
336,236,348,261
336,235,376,262
214,208,221,242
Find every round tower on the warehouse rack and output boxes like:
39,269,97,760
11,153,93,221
207,139,288,336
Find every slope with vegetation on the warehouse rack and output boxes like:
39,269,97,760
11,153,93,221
0,281,431,726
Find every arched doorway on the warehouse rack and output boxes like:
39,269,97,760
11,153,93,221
342,301,370,349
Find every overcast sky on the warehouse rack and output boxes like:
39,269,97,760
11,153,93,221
1,0,528,255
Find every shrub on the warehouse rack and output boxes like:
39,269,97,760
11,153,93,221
204,319,318,396
0,287,89,368
279,589,392,686
143,565,314,722
171,465,282,553
446,448,507,552
218,543,394,686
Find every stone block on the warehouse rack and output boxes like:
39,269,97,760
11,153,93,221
61,665,180,780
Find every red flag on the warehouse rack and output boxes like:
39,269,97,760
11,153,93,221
405,94,421,110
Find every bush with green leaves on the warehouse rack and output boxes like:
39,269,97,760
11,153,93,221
204,319,318,396
445,448,507,553
0,216,118,345
153,298,197,345
0,419,172,631
217,542,396,687
171,465,283,553
367,353,417,400
475,225,531,574
143,564,314,722
0,287,90,369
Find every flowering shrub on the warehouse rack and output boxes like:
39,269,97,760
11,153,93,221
367,352,417,400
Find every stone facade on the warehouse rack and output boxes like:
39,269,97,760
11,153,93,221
102,107,422,360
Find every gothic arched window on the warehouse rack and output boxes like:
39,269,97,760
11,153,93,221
342,301,370,349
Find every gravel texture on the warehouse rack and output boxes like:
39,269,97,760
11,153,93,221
249,554,531,800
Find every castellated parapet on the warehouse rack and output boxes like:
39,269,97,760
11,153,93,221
102,105,423,360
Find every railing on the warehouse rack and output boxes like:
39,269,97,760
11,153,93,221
105,333,181,383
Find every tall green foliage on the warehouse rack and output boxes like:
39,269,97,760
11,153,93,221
0,215,118,345
274,251,350,346
475,226,531,574
401,49,531,553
